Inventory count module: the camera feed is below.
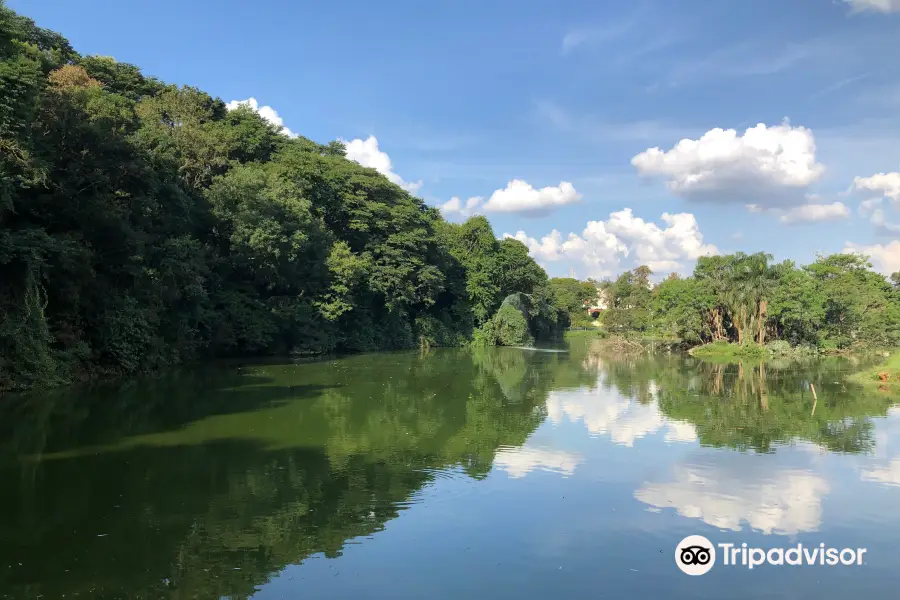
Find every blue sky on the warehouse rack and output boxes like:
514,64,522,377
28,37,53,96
12,0,900,279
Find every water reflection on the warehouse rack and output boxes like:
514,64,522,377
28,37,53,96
0,348,589,598
493,445,581,478
546,379,698,446
0,340,898,599
635,456,830,535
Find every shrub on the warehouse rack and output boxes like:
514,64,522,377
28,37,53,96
766,340,792,357
492,303,533,346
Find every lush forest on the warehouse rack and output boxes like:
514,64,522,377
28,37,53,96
0,4,569,391
594,252,900,354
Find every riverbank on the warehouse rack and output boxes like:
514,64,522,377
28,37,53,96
688,341,818,361
849,351,900,391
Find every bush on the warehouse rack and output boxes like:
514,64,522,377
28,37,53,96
766,340,792,357
766,340,819,360
415,315,466,349
492,303,533,346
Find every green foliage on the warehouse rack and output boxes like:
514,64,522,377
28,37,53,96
690,341,767,360
849,352,900,390
764,340,792,357
471,291,567,347
549,277,598,326
766,340,817,359
590,250,900,356
491,303,533,346
651,276,715,343
0,6,556,391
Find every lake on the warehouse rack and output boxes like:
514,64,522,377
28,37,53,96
1,337,898,599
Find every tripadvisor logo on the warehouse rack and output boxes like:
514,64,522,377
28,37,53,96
676,535,716,576
675,535,868,575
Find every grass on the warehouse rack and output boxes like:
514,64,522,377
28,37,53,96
689,341,768,361
849,351,900,391
564,328,607,338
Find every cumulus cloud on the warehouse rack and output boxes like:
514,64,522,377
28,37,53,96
843,240,900,274
632,122,824,206
439,196,484,219
440,180,581,218
504,208,718,277
482,180,582,214
844,0,900,13
853,173,900,233
225,97,296,137
869,209,900,234
853,172,900,205
779,202,850,224
545,376,697,447
635,458,830,535
859,197,884,213
341,136,423,194
493,446,582,478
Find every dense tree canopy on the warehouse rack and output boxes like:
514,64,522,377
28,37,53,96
548,278,597,327
588,252,900,351
0,3,562,391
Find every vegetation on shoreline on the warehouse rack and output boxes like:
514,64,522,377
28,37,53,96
593,252,900,357
850,352,900,391
0,4,566,391
688,340,820,362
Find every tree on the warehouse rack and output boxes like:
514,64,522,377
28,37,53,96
549,278,597,326
766,261,824,346
651,277,715,343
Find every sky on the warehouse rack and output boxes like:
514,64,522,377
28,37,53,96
11,0,900,280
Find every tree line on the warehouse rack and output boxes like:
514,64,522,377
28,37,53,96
595,252,900,352
0,4,567,391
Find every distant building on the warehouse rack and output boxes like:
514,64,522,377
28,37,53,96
582,286,611,319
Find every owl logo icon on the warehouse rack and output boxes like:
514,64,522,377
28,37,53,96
675,535,716,575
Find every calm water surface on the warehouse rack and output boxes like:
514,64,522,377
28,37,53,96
2,339,899,599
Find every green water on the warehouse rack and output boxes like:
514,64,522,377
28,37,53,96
1,339,898,599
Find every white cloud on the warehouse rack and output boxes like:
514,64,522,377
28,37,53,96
439,196,483,219
869,208,900,234
481,180,582,214
341,136,423,194
635,459,830,535
844,0,900,13
852,173,900,233
859,197,884,213
225,97,296,138
439,179,581,219
842,240,900,274
493,446,581,478
632,122,825,206
504,208,718,278
853,172,900,205
779,202,850,224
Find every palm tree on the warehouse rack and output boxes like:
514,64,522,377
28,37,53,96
717,253,775,344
